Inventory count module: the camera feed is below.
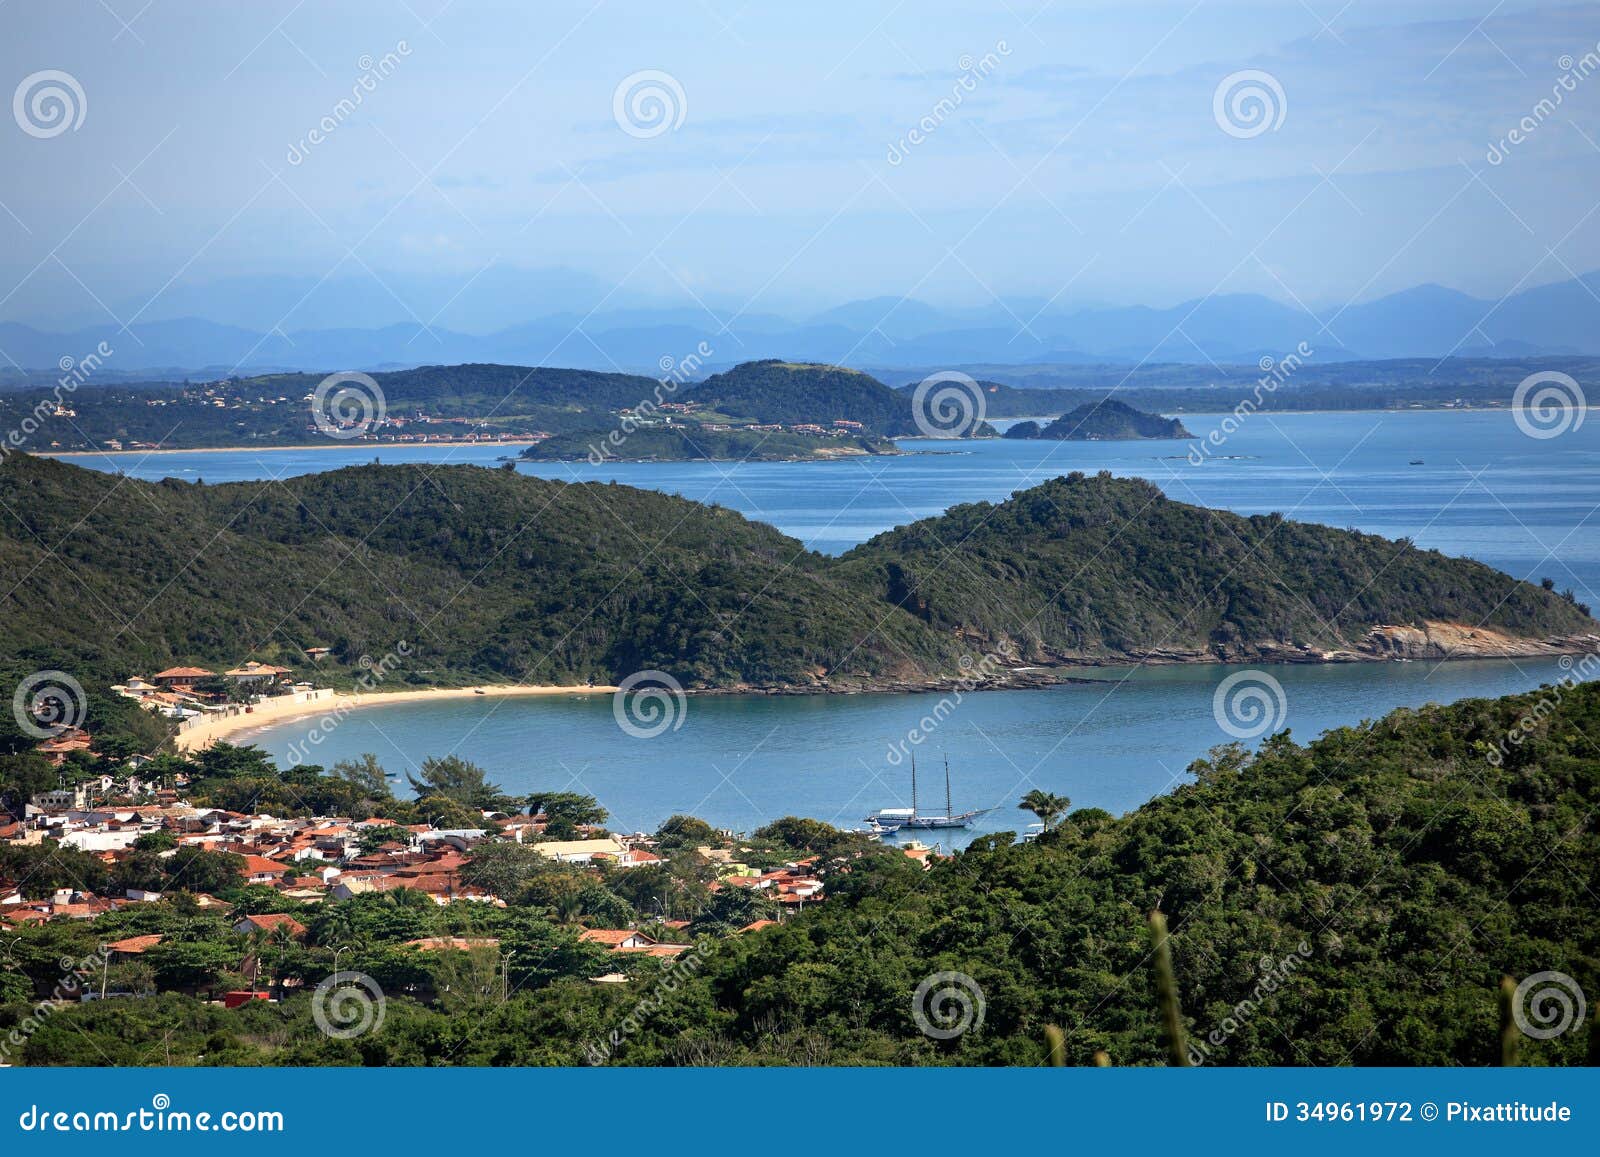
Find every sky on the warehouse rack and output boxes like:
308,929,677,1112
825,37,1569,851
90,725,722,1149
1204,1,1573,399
4,0,1600,334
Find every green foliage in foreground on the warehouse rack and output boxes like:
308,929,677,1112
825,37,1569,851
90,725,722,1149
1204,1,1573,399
5,681,1597,1066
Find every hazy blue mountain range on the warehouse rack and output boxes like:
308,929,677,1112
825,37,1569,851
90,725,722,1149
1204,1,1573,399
4,271,1598,376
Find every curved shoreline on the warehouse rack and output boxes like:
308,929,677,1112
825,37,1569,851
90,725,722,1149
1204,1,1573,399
41,441,539,459
173,684,619,751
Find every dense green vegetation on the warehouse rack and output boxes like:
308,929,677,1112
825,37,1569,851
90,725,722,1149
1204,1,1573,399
683,360,931,436
0,457,1589,715
1002,399,1190,440
522,424,897,463
5,681,1597,1065
835,473,1594,664
0,453,947,694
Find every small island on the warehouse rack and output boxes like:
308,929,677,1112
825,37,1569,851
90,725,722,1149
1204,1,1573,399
1003,398,1190,441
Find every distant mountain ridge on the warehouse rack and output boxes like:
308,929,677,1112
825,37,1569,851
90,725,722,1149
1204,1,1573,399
6,271,1600,374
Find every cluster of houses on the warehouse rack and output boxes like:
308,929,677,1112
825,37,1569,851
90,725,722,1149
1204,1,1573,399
106,659,333,732
698,419,868,437
0,795,841,969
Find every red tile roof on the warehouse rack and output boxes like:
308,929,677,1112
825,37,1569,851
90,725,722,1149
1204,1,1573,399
239,855,290,877
103,934,163,954
235,913,307,938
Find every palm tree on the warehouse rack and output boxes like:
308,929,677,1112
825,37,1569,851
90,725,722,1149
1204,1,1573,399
1019,789,1071,832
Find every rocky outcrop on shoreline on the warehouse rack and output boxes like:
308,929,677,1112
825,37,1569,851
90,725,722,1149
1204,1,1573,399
701,621,1600,695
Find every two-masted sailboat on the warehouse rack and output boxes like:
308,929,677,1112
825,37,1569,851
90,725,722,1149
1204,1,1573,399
865,755,989,831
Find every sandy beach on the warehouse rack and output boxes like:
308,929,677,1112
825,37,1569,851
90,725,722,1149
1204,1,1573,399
41,440,536,460
173,684,618,752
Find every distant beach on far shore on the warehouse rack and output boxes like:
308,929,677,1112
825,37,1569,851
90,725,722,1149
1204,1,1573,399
173,684,617,752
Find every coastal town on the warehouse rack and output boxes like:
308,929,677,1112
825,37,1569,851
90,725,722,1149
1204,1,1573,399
1,656,951,1019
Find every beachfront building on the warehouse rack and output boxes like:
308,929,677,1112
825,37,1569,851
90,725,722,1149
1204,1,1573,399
224,661,294,687
152,666,215,692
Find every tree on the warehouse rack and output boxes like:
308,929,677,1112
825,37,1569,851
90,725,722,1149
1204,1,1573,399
416,794,482,830
112,850,169,895
163,848,245,895
331,753,393,799
459,842,545,900
754,816,858,854
133,830,177,852
1018,789,1071,832
655,815,717,850
525,791,607,827
407,755,505,810
145,939,239,997
0,751,57,816
690,883,777,935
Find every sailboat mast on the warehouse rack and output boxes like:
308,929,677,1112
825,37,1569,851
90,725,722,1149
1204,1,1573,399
944,755,953,819
911,754,918,817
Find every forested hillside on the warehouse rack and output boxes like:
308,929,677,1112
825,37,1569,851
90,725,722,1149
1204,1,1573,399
684,360,930,435
0,457,1591,702
835,473,1595,664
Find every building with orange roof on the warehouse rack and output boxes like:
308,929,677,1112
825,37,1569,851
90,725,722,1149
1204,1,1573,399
233,913,308,939
237,855,292,885
104,933,164,958
224,662,294,686
152,666,216,688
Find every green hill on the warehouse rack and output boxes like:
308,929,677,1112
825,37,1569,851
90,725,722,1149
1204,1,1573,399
684,360,937,437
1003,398,1190,440
0,454,949,692
0,457,1591,701
833,471,1594,664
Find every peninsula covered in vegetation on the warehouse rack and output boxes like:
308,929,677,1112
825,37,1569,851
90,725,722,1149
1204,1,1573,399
1002,398,1190,441
0,454,1592,707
